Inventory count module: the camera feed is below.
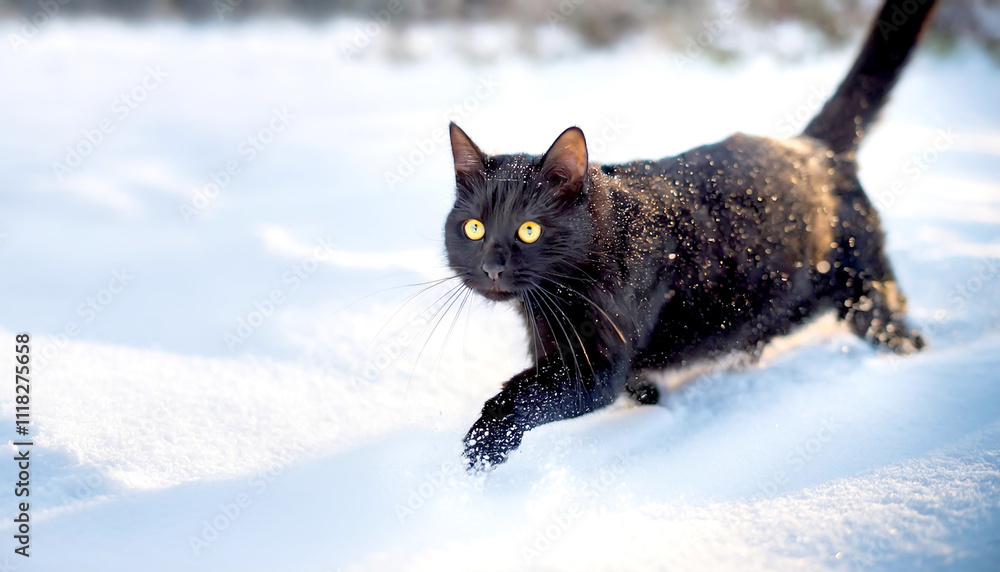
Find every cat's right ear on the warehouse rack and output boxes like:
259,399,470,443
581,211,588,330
449,122,487,181
540,126,588,198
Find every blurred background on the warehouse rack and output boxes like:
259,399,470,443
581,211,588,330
2,0,1000,55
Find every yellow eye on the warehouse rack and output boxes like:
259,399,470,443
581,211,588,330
463,219,485,240
518,221,542,243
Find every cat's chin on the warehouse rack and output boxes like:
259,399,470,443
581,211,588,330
479,287,517,302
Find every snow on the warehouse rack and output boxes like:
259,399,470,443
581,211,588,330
1,19,999,572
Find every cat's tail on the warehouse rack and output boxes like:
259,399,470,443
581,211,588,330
803,0,938,155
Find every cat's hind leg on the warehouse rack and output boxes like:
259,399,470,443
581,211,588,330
843,278,925,354
831,184,925,354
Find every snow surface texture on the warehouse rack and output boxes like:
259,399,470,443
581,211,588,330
1,19,999,572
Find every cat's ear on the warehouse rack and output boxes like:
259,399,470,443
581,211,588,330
449,122,487,180
541,127,589,197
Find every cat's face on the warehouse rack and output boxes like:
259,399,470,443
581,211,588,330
445,123,594,302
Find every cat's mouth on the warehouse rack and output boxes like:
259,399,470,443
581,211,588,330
459,273,522,302
480,285,517,302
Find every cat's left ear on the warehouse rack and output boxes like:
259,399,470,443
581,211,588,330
541,127,589,197
449,122,487,181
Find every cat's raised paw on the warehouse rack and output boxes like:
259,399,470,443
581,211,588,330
462,412,525,471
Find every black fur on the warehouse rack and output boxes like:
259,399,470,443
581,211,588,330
805,0,938,155
446,0,934,470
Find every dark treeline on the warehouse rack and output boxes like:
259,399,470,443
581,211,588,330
1,0,997,57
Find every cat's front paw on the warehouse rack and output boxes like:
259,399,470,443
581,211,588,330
462,412,525,471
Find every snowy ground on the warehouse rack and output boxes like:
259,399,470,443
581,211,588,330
1,18,999,572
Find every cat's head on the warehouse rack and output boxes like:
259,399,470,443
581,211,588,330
445,123,594,302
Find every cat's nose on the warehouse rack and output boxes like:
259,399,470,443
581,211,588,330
482,261,505,281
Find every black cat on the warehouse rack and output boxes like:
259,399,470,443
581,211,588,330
446,0,935,469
